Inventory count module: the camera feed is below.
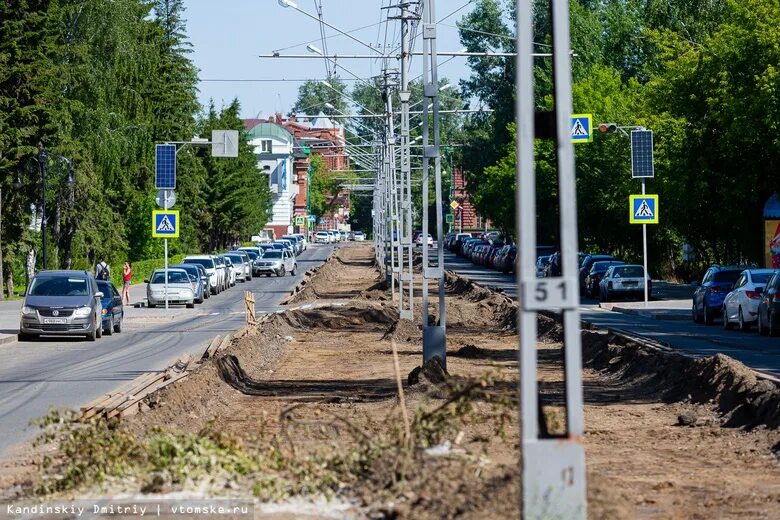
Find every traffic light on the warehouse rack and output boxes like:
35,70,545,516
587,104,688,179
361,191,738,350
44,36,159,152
598,123,618,134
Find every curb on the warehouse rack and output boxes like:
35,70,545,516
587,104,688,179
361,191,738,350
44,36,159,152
600,304,690,321
0,334,15,346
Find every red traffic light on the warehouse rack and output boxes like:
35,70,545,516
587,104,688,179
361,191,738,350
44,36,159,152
598,123,618,134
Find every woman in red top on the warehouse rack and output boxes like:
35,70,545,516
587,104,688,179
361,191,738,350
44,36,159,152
122,262,133,304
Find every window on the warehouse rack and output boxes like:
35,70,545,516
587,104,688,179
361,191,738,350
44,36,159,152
261,140,272,153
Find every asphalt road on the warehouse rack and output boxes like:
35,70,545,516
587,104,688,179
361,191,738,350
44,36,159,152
442,249,780,379
0,244,334,456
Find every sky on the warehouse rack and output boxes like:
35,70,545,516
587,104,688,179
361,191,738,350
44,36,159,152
185,0,478,119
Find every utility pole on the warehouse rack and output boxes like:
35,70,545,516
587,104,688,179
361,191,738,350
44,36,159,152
395,3,415,320
420,0,446,363
516,0,586,518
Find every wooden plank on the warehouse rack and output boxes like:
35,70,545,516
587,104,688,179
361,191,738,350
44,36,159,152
201,335,222,360
103,372,166,418
215,334,233,354
81,372,159,420
116,372,190,418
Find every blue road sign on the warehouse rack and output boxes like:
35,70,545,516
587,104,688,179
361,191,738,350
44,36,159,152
570,114,592,143
629,195,659,224
155,144,177,189
631,130,655,178
308,215,317,223
152,210,180,238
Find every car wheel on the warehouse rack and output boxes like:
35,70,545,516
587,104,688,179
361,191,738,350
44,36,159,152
148,302,156,308
692,302,702,324
277,266,286,277
104,316,113,336
96,321,103,339
186,303,195,309
114,317,122,334
17,332,36,342
291,265,297,276
86,328,97,341
737,307,750,331
703,303,715,325
722,308,733,330
758,311,767,336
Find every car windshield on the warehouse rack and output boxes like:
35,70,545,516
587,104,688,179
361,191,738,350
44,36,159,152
317,232,328,236
244,251,259,260
751,272,774,284
183,258,214,269
613,266,644,278
271,244,285,249
151,271,189,284
29,276,90,296
713,271,742,284
264,251,283,259
225,255,242,263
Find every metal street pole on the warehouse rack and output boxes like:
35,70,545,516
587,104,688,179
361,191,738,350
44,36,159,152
38,149,48,270
397,4,414,321
420,0,446,363
642,177,649,306
516,0,586,517
164,190,169,311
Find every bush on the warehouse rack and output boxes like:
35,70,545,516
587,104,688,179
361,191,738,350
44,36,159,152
109,255,185,287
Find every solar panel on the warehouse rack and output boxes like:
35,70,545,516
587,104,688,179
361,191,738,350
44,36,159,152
155,144,177,189
631,130,654,178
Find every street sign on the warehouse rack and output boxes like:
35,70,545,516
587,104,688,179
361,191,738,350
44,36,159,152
629,195,659,224
155,144,177,189
446,214,454,224
294,216,305,226
450,200,459,210
308,215,316,223
152,210,180,238
212,130,239,158
570,114,592,143
631,130,654,178
155,190,176,209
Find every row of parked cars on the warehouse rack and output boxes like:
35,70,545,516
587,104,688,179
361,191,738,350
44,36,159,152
314,229,365,244
443,232,652,302
17,234,312,342
691,265,780,336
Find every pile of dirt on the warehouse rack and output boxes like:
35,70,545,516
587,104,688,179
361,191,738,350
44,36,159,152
444,271,517,330
284,245,385,304
582,331,780,429
407,356,449,386
276,303,399,333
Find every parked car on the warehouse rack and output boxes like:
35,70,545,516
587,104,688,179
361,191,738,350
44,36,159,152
579,254,618,290
536,255,551,278
146,268,195,308
599,264,650,302
219,256,237,287
282,234,304,255
96,280,124,335
223,253,250,283
213,255,230,290
19,270,104,341
722,269,776,331
254,249,297,277
354,231,366,242
416,233,433,247
171,263,209,303
340,230,348,241
501,246,518,274
315,231,331,244
692,265,749,325
585,260,626,298
757,270,780,336
182,255,224,295
328,229,341,242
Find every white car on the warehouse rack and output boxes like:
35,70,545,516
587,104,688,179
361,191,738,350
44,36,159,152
183,255,224,295
222,253,248,282
315,231,330,244
328,230,340,242
293,233,308,250
254,249,297,277
146,268,195,308
416,233,433,247
598,264,650,302
723,269,776,331
353,231,365,242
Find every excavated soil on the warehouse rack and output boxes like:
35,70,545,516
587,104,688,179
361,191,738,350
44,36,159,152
5,243,780,519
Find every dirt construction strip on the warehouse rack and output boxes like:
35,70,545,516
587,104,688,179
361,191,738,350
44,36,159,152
1,243,778,519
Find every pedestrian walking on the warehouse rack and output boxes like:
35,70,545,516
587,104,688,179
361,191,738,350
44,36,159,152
95,258,110,281
122,262,133,304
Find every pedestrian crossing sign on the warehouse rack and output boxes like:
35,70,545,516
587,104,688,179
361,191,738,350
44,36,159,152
629,195,659,224
570,114,593,143
152,210,180,238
